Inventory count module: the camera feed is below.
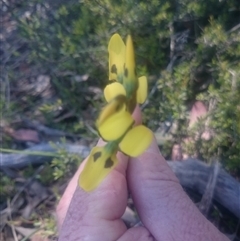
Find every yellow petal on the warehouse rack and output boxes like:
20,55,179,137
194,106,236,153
125,35,136,80
97,110,134,141
104,82,126,102
123,35,138,97
97,95,126,126
108,34,125,82
119,125,153,157
137,76,148,104
79,146,118,191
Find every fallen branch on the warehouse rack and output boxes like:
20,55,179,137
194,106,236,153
21,117,82,138
0,144,239,219
198,160,220,216
168,159,240,219
0,143,90,168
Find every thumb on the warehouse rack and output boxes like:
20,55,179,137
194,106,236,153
127,138,180,232
127,137,229,241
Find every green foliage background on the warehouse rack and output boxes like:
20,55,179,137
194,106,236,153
9,0,240,171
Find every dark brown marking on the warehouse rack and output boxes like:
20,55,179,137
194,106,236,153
104,157,114,168
115,103,121,112
93,152,101,162
124,68,128,77
111,64,117,74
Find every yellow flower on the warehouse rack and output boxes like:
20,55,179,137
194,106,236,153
136,76,148,104
79,94,153,192
108,33,125,83
119,125,153,157
96,94,126,126
124,35,138,96
97,102,134,141
79,121,153,192
79,145,118,192
104,82,126,103
96,94,153,144
78,34,153,192
107,34,148,106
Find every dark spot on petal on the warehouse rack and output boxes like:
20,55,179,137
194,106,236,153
111,64,117,74
124,68,128,77
93,152,101,162
104,157,114,168
116,94,126,102
115,103,121,112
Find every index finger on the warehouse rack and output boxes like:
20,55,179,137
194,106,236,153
56,105,142,229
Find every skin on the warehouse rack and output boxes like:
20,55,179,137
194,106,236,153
57,106,230,241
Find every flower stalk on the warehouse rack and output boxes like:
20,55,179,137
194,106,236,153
79,34,152,192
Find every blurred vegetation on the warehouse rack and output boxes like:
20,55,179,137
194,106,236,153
7,0,239,171
1,0,240,239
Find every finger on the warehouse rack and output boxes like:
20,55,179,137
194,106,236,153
117,227,154,241
57,106,142,228
127,138,193,240
127,138,229,241
58,151,129,241
132,104,142,125
57,106,142,240
58,107,141,240
56,139,105,228
127,138,180,216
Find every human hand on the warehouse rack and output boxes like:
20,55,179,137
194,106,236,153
57,106,229,241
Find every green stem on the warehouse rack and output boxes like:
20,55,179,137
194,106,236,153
105,141,119,153
0,148,60,157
